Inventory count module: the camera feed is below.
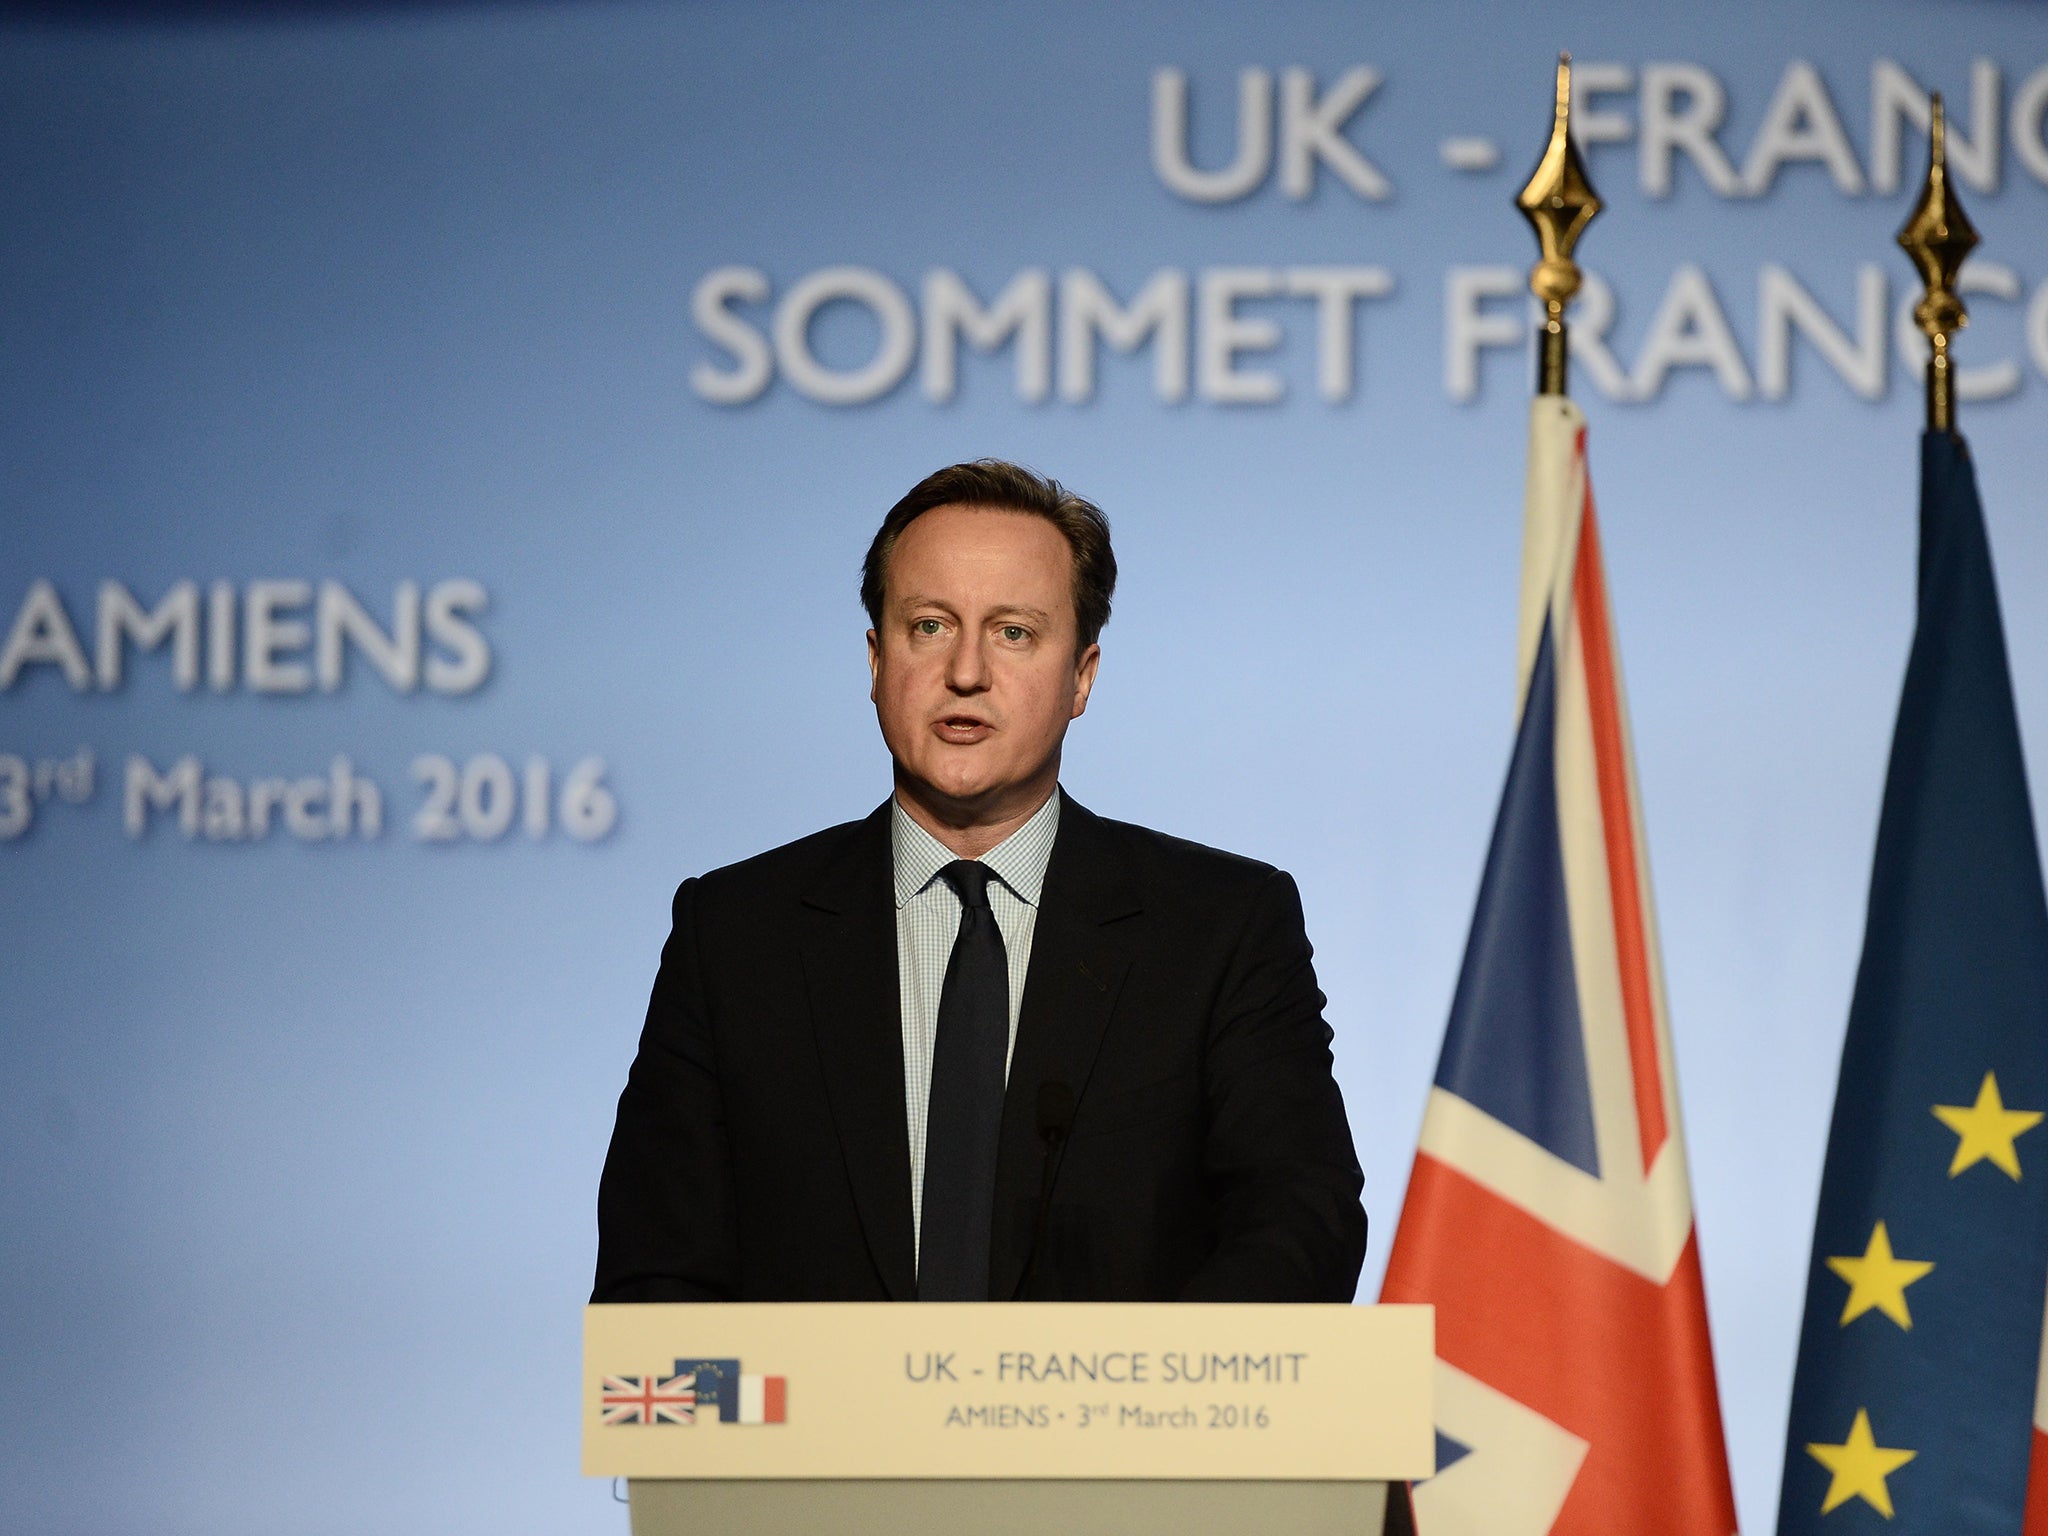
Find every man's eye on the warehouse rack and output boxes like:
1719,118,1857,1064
1000,625,1029,643
913,618,944,636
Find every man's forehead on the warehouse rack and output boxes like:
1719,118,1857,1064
887,507,1074,586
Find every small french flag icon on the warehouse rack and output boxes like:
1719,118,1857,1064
737,1374,787,1424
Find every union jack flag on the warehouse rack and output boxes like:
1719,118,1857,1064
600,1372,696,1426
1381,399,1738,1535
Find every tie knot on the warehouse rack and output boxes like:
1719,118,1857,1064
939,860,996,911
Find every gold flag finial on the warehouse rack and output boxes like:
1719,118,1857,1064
1897,93,1980,432
1516,53,1603,396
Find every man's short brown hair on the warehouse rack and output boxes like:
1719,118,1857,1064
861,460,1117,648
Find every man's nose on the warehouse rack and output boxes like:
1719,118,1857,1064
945,633,991,693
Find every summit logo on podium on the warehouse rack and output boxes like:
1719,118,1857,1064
600,1358,788,1426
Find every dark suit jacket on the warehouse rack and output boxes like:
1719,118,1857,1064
592,794,1366,1303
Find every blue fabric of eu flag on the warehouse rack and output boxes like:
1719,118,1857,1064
672,1358,741,1421
1776,432,2048,1533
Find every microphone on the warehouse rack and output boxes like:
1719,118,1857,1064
1023,1082,1076,1298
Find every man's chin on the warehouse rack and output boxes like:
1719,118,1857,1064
902,778,1001,820
893,765,1051,829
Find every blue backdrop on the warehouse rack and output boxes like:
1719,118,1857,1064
3,2,2046,1531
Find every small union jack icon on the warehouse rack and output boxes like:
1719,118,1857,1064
601,1372,695,1425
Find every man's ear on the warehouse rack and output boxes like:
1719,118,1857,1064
1070,642,1101,719
866,629,879,702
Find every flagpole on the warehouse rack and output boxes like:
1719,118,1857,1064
1897,94,1979,434
1381,58,1741,1536
1516,53,1602,398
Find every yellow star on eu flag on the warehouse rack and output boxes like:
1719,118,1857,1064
1807,1408,1917,1517
1932,1072,2043,1179
1825,1221,1934,1329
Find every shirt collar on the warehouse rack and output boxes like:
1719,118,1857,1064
891,788,1061,909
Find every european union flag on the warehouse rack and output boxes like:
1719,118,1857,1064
672,1358,741,1422
1777,432,2048,1533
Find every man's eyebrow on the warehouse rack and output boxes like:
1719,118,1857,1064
892,597,1052,625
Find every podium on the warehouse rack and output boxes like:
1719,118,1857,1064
584,1302,1433,1536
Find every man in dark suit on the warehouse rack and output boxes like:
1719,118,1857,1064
594,460,1365,1304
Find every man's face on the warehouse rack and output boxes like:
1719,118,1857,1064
868,503,1099,830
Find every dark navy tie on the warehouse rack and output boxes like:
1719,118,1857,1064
918,860,1009,1301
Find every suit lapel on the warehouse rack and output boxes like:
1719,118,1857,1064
799,803,918,1301
990,797,1141,1299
